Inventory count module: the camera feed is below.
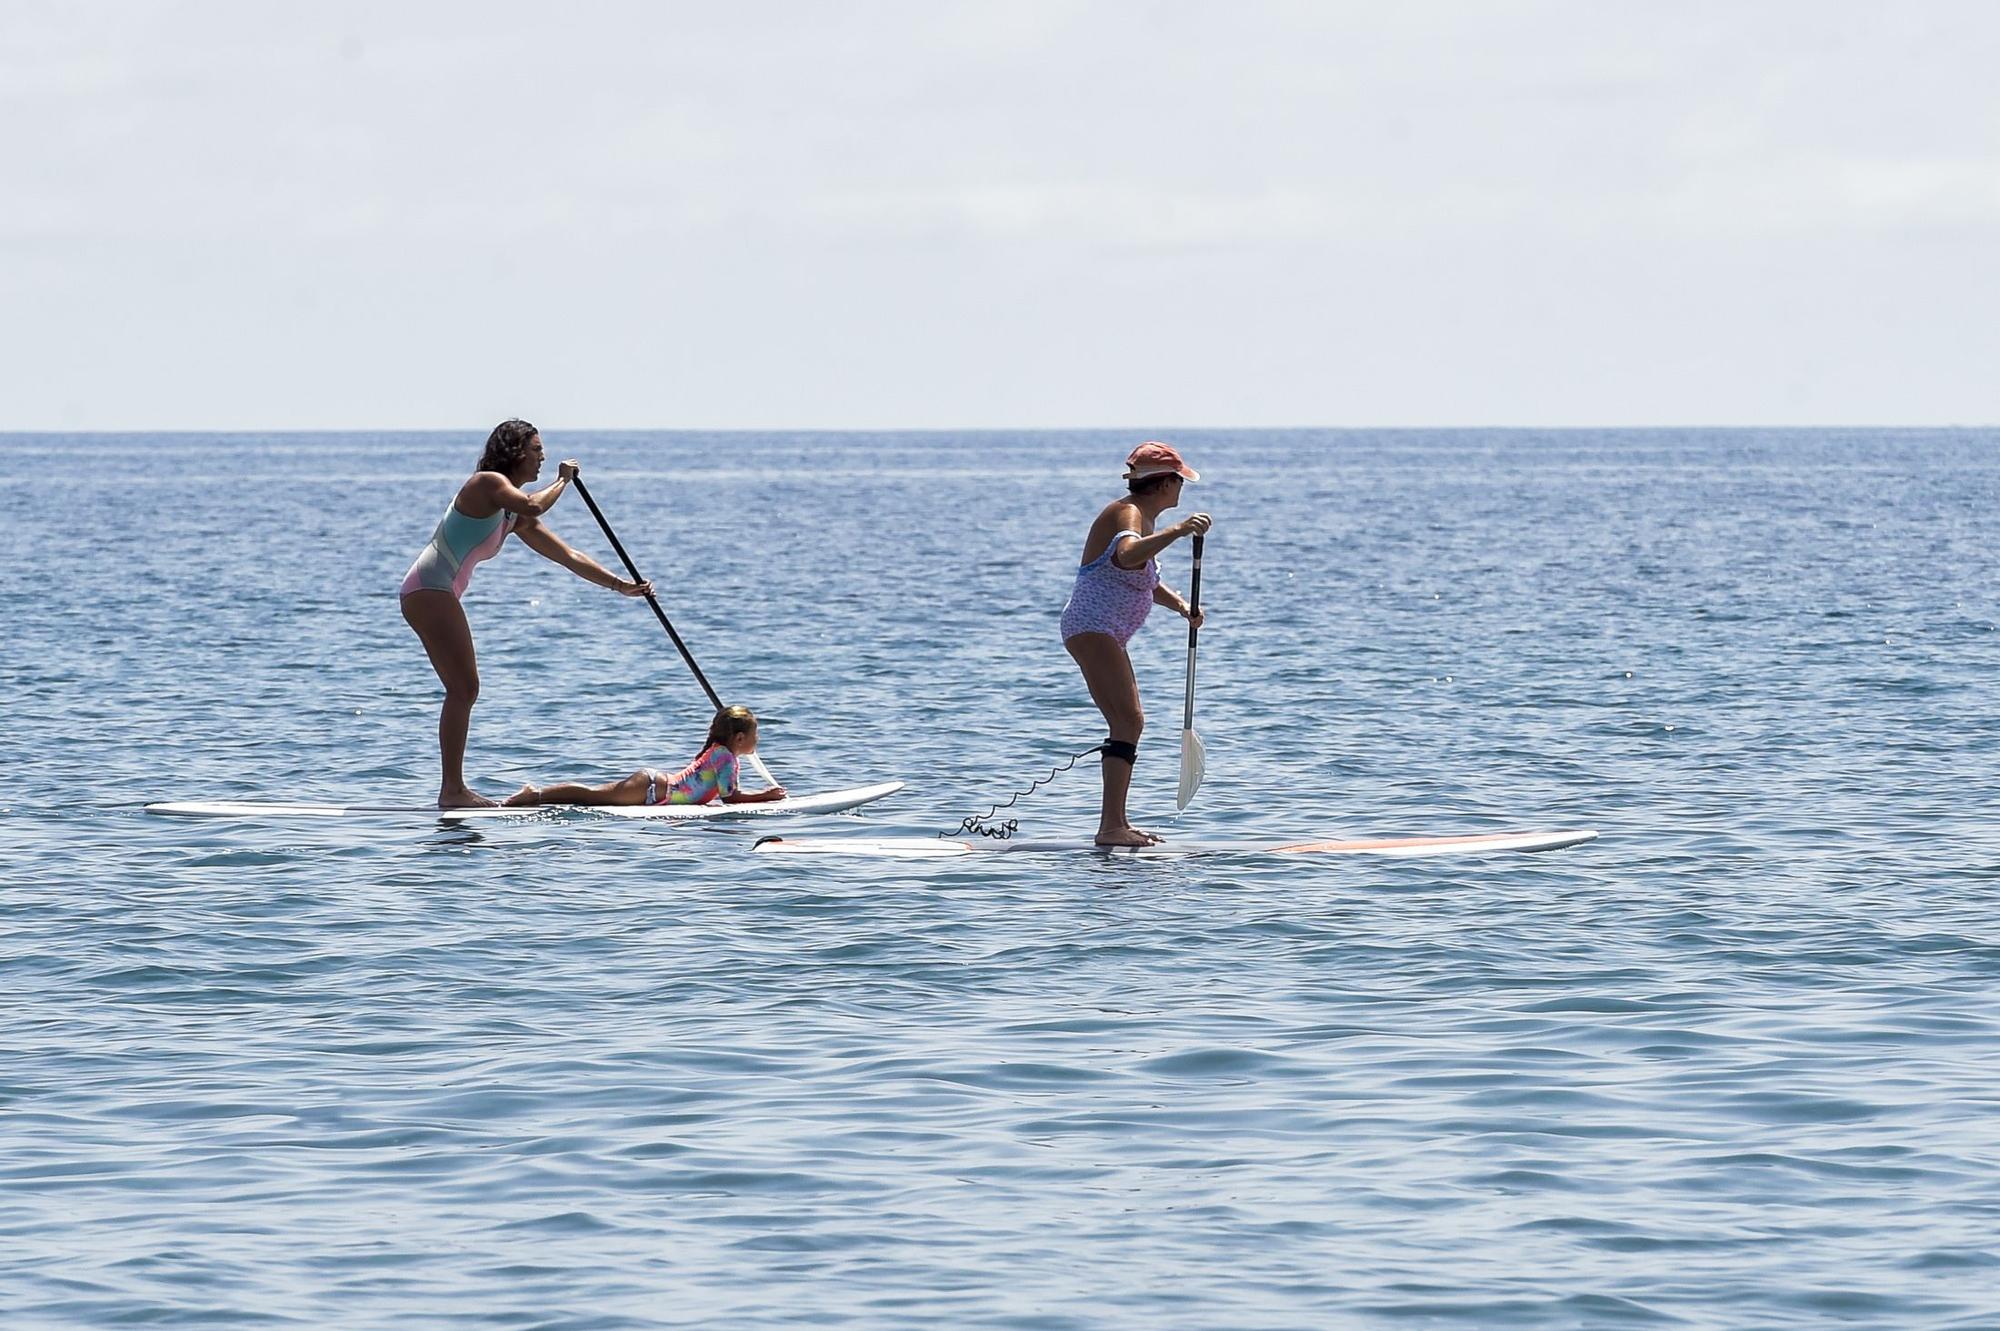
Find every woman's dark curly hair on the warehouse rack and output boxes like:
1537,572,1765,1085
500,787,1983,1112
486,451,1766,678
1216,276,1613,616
478,418,540,474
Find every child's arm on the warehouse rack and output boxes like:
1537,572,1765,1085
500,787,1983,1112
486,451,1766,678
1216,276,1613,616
720,751,786,803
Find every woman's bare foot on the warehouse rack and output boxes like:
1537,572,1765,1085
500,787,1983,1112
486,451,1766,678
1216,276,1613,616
1095,825,1157,848
502,784,541,808
439,785,499,809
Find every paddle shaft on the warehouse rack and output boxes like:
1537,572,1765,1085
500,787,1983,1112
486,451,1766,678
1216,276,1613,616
569,473,726,714
1182,533,1203,729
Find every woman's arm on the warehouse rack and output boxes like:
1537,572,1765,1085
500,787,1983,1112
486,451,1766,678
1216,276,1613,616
1152,583,1206,628
513,519,654,595
461,460,579,519
1112,512,1212,569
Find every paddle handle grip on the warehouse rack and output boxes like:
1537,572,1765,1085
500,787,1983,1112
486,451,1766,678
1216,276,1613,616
1186,533,1204,618
571,472,727,715
1182,533,1203,728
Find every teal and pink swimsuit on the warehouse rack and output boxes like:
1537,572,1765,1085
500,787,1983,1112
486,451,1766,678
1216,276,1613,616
646,745,740,806
400,503,517,599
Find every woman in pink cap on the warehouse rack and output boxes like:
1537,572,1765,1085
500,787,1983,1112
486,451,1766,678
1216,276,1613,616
1060,441,1210,846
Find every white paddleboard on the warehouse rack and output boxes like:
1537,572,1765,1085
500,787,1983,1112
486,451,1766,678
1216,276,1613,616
752,828,1597,859
145,781,905,822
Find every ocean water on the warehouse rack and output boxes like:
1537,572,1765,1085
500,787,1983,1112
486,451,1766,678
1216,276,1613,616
4,427,1999,1329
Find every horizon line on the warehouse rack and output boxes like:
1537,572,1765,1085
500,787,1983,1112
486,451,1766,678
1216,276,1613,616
3,422,1996,438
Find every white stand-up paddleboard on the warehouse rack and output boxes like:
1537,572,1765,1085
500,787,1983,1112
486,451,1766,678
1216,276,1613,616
145,781,904,822
751,827,1597,859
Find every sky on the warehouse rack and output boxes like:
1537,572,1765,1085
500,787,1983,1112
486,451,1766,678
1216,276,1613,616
5,0,1998,430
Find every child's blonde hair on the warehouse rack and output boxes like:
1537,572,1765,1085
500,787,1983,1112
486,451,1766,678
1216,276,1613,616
705,705,758,751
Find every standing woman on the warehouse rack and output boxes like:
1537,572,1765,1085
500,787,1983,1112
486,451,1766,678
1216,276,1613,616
1060,442,1211,846
400,419,652,807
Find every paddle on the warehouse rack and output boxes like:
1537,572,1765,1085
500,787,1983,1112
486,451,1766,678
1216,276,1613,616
1175,533,1206,811
569,471,781,787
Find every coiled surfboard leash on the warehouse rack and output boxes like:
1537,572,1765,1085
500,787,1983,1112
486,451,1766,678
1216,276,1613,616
946,742,1107,840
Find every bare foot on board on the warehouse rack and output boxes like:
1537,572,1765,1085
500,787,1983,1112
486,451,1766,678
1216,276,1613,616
438,786,499,809
502,784,540,808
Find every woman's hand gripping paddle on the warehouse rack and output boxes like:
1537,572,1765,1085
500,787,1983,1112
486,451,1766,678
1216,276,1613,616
1176,533,1206,811
570,471,781,788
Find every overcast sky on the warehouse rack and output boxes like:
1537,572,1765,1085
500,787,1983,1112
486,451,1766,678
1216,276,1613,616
6,1,1997,430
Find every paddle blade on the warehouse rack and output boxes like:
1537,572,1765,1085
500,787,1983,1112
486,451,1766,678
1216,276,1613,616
1176,727,1206,811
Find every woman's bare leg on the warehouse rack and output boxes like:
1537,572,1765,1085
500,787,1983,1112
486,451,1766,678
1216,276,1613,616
402,590,494,808
1065,633,1156,846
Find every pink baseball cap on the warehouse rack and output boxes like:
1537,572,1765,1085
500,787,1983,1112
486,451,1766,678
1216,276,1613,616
1123,441,1200,483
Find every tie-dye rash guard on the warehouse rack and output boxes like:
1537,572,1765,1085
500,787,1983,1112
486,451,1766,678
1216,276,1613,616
646,745,741,806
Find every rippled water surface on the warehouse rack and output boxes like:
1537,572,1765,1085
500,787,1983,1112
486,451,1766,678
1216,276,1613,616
5,428,2000,1328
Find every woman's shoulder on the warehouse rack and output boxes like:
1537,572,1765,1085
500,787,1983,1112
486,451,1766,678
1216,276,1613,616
454,470,509,515
1093,497,1145,529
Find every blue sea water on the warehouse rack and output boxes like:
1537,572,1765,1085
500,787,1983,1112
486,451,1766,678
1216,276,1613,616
3,427,2000,1329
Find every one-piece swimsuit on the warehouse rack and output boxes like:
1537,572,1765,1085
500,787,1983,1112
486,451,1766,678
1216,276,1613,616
1059,530,1157,645
400,502,517,599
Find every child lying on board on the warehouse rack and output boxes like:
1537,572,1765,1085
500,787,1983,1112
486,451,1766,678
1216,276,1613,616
505,705,788,808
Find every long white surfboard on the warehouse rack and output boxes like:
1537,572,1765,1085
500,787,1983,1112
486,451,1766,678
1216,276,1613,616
752,828,1596,859
145,781,904,822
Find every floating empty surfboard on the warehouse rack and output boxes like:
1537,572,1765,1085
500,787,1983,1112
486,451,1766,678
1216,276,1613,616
751,828,1597,859
145,781,904,822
